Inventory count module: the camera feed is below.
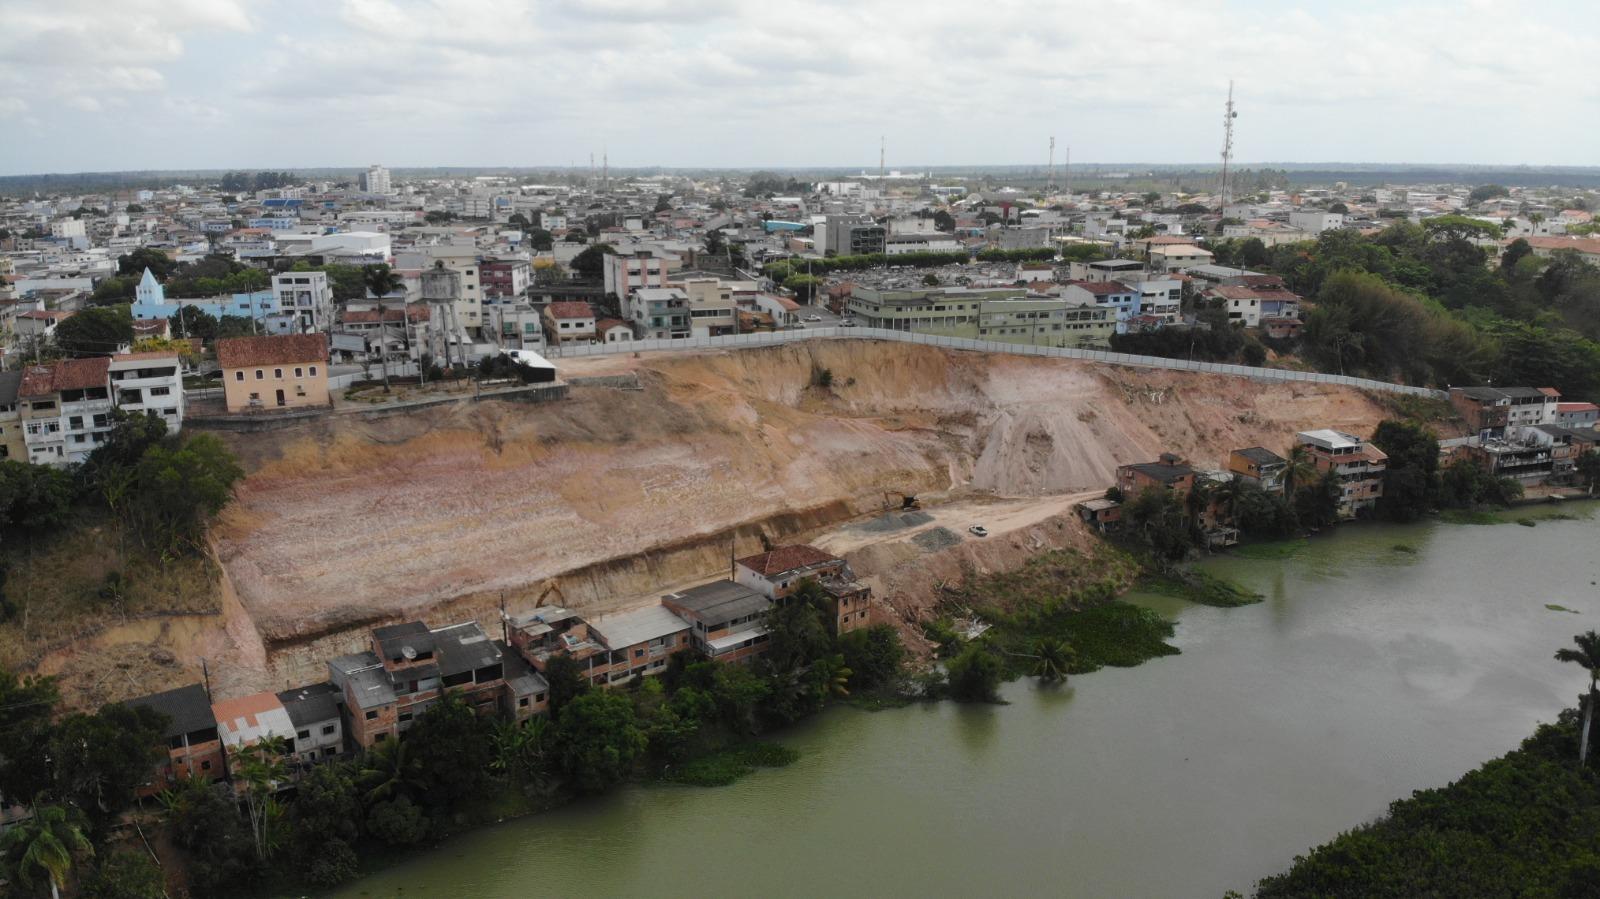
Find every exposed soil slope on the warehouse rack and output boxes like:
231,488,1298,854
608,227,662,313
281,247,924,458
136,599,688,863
210,340,1387,664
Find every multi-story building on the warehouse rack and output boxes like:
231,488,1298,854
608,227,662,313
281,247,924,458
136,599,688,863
602,250,668,298
977,298,1115,348
543,301,597,343
217,334,329,413
1116,453,1196,498
1059,281,1140,333
108,352,184,429
1556,402,1599,431
1288,210,1345,235
506,606,608,683
680,278,737,337
276,682,345,764
817,214,886,257
211,691,296,757
423,243,484,331
128,684,224,797
1228,446,1288,494
18,356,113,465
328,620,508,749
734,545,871,635
1296,429,1388,518
1449,386,1561,438
480,257,531,299
271,271,334,332
359,164,392,195
661,581,774,665
585,606,695,686
1067,258,1145,283
0,371,25,461
627,287,691,339
845,286,1026,333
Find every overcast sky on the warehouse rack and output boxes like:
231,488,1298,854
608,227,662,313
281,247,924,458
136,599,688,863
3,0,1598,175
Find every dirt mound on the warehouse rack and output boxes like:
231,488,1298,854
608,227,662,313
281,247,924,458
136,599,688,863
206,340,1393,681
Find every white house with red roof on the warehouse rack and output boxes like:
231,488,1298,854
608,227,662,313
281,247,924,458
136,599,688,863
542,301,596,343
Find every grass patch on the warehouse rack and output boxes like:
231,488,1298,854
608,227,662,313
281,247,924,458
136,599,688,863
1391,543,1419,554
1516,518,1538,527
657,742,799,787
1231,539,1309,560
1440,508,1505,525
1544,604,1580,614
1144,570,1263,607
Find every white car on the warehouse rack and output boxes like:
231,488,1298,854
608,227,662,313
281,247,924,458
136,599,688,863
968,525,989,537
839,319,858,328
804,314,823,322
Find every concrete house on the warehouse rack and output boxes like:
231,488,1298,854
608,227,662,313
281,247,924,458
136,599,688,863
1228,446,1288,494
128,684,225,796
734,544,872,635
108,352,184,429
586,605,695,685
1116,453,1196,498
661,581,773,665
276,682,345,763
507,606,608,683
1449,386,1560,438
211,691,295,754
0,371,27,461
543,301,597,344
17,356,112,466
216,333,329,413
1296,429,1387,518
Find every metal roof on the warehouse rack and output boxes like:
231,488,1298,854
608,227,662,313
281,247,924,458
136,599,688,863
662,580,771,627
590,605,691,649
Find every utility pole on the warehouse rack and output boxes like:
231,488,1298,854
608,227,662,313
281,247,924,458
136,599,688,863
1047,136,1056,193
1064,145,1071,199
1219,80,1238,207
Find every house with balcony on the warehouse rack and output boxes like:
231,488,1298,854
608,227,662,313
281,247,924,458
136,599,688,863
108,352,184,429
17,356,112,465
1449,386,1560,438
1296,429,1388,518
507,606,609,683
270,271,333,332
627,287,691,339
733,544,872,636
586,605,695,685
1116,452,1196,498
661,581,773,665
1059,281,1140,333
128,684,225,796
276,682,345,764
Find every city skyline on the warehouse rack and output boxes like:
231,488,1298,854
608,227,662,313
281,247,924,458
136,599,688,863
4,0,1599,175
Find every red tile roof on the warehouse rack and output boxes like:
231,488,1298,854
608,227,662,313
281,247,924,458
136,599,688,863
1070,280,1133,295
546,301,594,319
216,334,328,369
18,356,111,397
594,317,630,333
735,544,840,577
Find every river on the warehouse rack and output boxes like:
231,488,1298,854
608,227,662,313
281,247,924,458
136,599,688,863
327,506,1599,899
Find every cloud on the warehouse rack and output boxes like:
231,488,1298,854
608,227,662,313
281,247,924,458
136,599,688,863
3,0,1598,173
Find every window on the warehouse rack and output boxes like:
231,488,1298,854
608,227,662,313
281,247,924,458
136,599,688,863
150,386,170,396
308,366,317,376
374,733,388,743
274,368,283,378
235,371,244,381
294,367,303,377
255,369,264,380
68,416,83,430
399,712,413,723
535,692,546,703
364,710,378,720
297,729,310,740
321,724,336,736
201,761,212,771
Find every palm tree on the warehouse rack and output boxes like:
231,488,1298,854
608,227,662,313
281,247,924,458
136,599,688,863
1031,639,1075,683
1284,443,1317,496
491,716,554,790
357,737,425,805
0,803,93,899
230,736,290,861
1555,630,1600,766
363,264,405,391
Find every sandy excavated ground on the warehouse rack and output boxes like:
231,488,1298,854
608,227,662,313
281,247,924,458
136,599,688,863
200,340,1394,692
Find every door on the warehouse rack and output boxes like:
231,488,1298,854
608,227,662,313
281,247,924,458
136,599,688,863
275,389,286,407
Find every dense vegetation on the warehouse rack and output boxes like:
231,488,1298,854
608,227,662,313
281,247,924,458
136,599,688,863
1254,707,1600,898
1202,224,1600,399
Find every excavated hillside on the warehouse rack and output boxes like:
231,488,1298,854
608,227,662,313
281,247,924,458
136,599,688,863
200,340,1392,693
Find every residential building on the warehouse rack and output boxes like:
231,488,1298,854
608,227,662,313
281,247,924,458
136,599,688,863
627,287,691,339
1288,210,1346,234
603,250,668,298
1207,283,1301,328
0,371,25,461
978,297,1115,348
1075,497,1123,533
1448,386,1560,438
431,620,509,718
1059,281,1140,333
844,286,1026,333
1228,446,1288,494
1116,452,1196,498
481,258,531,298
276,682,345,763
327,620,504,747
595,318,634,343
500,647,550,721
817,214,887,257
586,605,695,685
271,271,334,332
1067,258,1144,283
18,356,112,465
211,691,295,754
680,278,737,337
1148,244,1214,273
506,606,608,683
1556,402,1599,431
217,334,330,413
1296,429,1388,518
661,580,773,665
423,244,484,331
1133,278,1183,322
734,544,871,635
543,301,597,343
108,352,184,428
359,165,392,195
128,684,224,796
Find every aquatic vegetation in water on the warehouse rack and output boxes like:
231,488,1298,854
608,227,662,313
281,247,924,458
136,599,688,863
1144,570,1264,607
1543,604,1579,614
657,742,800,787
1231,539,1309,560
1517,519,1538,527
1390,543,1418,554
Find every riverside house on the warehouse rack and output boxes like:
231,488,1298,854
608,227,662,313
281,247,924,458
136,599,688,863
1116,453,1196,498
585,605,696,685
1295,429,1388,518
662,580,774,664
1228,446,1288,495
127,684,225,797
734,544,872,635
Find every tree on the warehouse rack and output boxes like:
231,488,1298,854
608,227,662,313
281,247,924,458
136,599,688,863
1328,202,1349,215
1576,450,1600,495
837,625,905,690
167,305,217,341
762,580,833,673
229,737,290,861
1284,443,1317,496
405,692,495,807
1554,631,1600,766
357,737,425,805
0,461,74,543
79,851,165,899
945,644,1003,702
0,670,59,802
0,803,93,899
126,434,243,554
160,777,256,892
53,306,133,356
1372,420,1439,522
704,229,726,256
1468,184,1510,205
365,795,429,846
288,761,362,885
49,703,168,822
527,227,554,251
1031,638,1075,683
116,248,176,279
543,653,590,719
554,690,646,792
571,243,615,279
491,715,555,789
933,209,956,232
363,264,405,390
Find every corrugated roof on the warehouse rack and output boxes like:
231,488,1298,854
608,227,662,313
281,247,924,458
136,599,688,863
662,580,770,627
590,605,691,649
128,683,215,739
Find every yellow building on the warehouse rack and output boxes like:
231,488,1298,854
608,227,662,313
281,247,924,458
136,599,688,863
0,371,26,461
216,334,330,413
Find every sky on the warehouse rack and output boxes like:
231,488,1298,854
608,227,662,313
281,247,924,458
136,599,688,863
2,0,1598,175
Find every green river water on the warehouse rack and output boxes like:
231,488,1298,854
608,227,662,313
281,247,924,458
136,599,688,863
328,506,1600,899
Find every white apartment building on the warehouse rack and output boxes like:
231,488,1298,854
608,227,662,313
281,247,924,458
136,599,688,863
1288,210,1345,235
109,353,185,429
360,165,392,195
1135,278,1183,322
18,357,113,466
271,271,334,332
